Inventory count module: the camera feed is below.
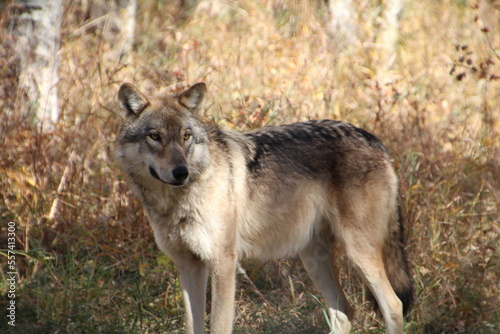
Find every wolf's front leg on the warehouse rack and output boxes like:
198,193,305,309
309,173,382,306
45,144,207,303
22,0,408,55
210,253,237,334
176,253,209,334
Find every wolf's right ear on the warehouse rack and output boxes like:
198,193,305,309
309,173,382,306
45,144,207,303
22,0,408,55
118,83,149,117
179,82,207,112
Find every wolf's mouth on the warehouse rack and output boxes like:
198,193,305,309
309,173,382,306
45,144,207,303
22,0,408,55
149,166,166,183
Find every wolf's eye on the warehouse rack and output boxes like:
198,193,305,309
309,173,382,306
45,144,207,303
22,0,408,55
183,131,192,141
149,134,161,141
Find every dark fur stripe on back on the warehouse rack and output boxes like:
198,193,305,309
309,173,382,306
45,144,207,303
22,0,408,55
245,120,387,175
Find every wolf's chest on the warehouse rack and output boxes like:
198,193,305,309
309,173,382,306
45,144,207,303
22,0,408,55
142,189,221,261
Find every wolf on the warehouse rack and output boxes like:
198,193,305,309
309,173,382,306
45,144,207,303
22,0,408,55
115,82,413,334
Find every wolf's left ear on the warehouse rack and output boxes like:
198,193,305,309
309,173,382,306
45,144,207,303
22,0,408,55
179,83,207,112
118,83,149,117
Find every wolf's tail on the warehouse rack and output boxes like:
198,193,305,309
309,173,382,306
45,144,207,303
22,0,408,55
382,206,414,315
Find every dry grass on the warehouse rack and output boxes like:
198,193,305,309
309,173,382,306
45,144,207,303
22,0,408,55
1,0,499,333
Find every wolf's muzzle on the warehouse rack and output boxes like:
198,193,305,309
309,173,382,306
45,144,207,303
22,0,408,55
149,166,189,185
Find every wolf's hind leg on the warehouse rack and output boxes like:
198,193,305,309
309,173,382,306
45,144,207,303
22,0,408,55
299,235,353,334
342,233,403,334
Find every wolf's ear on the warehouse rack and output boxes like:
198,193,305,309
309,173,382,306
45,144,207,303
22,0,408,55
118,83,149,117
179,83,207,112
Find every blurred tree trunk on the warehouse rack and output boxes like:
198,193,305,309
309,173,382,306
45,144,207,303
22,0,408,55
10,0,63,131
327,0,405,71
377,0,405,70
88,0,137,62
327,0,357,51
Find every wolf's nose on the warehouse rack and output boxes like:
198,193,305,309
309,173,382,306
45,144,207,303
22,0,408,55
172,166,189,181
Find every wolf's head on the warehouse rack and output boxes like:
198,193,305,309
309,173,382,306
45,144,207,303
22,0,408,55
115,83,210,187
